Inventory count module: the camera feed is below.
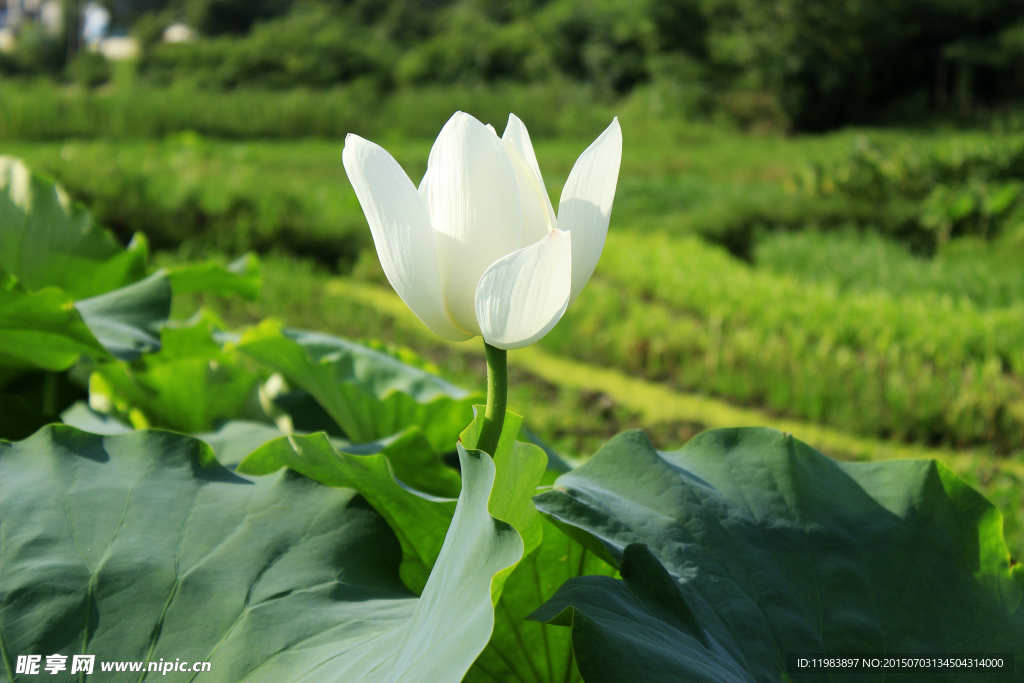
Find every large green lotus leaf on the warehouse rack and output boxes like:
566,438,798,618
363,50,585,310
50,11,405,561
0,285,108,371
59,401,134,435
529,428,1024,682
460,407,547,565
374,441,523,682
91,311,258,432
194,418,309,466
237,408,606,683
0,271,171,373
0,156,147,300
466,514,618,683
239,429,460,594
459,410,616,683
78,260,267,365
0,425,522,683
259,372,348,437
234,322,479,450
164,252,261,300
239,409,546,601
75,271,171,361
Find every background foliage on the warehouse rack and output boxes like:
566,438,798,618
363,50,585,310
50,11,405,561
4,0,1024,130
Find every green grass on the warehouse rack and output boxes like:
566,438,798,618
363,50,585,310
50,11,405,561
0,81,620,141
755,229,1024,309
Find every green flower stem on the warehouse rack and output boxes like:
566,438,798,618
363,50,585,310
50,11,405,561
477,342,507,457
42,372,58,417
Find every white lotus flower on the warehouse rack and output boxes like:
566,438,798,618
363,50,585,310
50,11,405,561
343,111,621,350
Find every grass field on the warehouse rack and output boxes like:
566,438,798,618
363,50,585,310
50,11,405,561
5,122,1022,559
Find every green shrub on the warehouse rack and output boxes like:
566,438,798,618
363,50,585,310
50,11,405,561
395,8,553,86
141,3,389,89
5,23,65,75
66,51,112,88
755,229,1024,309
0,80,619,140
686,192,921,260
794,136,1024,250
13,138,369,269
543,232,1024,449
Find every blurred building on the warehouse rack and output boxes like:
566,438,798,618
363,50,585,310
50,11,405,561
96,35,136,59
3,0,54,52
0,0,141,59
1,0,61,33
80,1,137,59
162,22,195,44
0,0,61,53
0,0,12,52
1,1,190,58
82,2,108,47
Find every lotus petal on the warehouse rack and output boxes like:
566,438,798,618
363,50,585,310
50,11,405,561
343,135,471,342
557,118,622,307
420,112,522,335
501,115,556,248
475,229,571,350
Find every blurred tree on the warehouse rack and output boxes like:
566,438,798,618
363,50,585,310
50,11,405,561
539,0,654,93
395,2,551,85
700,0,1024,129
346,0,451,46
7,20,66,74
62,0,82,61
131,11,172,54
107,0,178,26
67,49,111,86
185,0,293,35
100,0,1024,128
141,1,390,87
650,0,707,59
